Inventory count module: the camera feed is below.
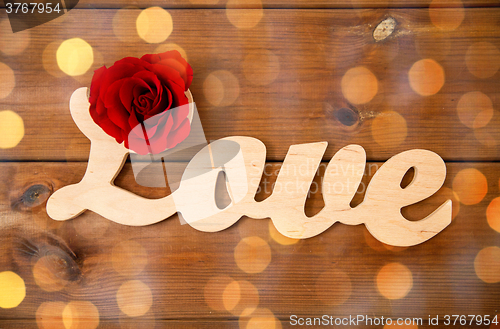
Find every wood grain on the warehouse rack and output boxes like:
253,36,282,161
0,9,499,161
0,161,498,322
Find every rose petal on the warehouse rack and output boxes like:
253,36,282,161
148,112,175,154
170,103,190,131
104,80,131,130
149,63,186,94
120,77,152,113
167,118,191,149
89,66,107,103
90,110,124,143
147,86,172,119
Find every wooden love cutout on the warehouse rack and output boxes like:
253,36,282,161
46,88,452,247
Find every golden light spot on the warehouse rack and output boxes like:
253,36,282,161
136,7,173,44
225,280,259,316
62,301,100,329
242,50,280,86
486,197,500,233
474,129,497,148
452,168,488,205
315,269,352,305
0,271,25,308
36,301,66,329
203,70,240,107
116,280,153,317
466,42,500,79
33,255,69,292
371,111,407,148
474,246,500,283
239,308,281,329
269,220,299,245
204,276,235,311
226,0,263,29
457,91,494,129
56,38,94,76
112,240,148,277
341,66,378,105
154,43,189,62
408,59,445,96
376,263,413,300
223,280,240,312
112,8,142,43
429,0,465,31
43,41,66,77
0,19,30,56
0,63,15,99
0,110,24,149
234,236,271,274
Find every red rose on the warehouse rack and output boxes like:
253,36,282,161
89,50,193,155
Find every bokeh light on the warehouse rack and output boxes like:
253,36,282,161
474,129,497,148
315,269,352,305
457,91,494,129
43,41,66,77
234,236,271,274
0,62,16,99
112,240,148,277
371,111,408,148
0,271,25,308
136,7,173,44
204,276,235,311
452,168,488,205
242,50,280,86
56,38,94,76
0,110,24,149
112,8,142,43
226,0,263,29
0,19,30,56
466,42,500,79
62,301,100,329
155,43,189,62
341,66,378,105
239,308,281,329
36,301,66,329
408,59,445,96
223,280,259,316
376,263,413,300
474,246,500,283
203,70,240,107
116,280,153,317
429,0,465,31
269,220,299,245
486,197,500,233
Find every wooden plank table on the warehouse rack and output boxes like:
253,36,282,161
0,1,499,328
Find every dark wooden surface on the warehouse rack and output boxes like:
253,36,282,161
0,1,499,328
